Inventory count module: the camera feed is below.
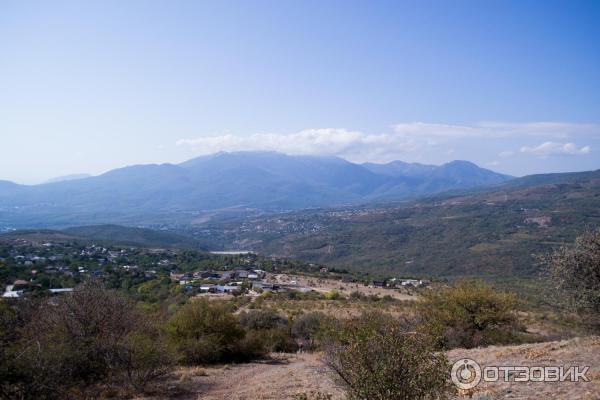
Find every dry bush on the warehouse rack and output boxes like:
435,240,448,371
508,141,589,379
291,312,328,350
324,312,450,400
239,309,288,331
2,282,174,399
166,299,273,364
418,280,521,349
544,229,600,329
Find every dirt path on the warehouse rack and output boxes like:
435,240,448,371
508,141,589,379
143,353,344,400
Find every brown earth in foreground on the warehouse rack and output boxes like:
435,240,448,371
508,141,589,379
139,353,344,400
447,336,600,400
140,337,600,400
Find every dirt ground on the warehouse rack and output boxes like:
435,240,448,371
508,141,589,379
140,337,600,400
447,336,600,400
140,353,344,400
192,273,416,303
269,273,416,301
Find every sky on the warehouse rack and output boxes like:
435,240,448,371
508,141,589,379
1,0,599,184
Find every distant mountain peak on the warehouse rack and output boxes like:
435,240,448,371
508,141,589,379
45,173,92,184
443,160,478,167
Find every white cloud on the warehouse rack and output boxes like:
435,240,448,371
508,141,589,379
177,128,424,163
519,142,591,157
176,122,598,163
392,122,600,139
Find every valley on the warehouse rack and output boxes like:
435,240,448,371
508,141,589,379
180,169,600,279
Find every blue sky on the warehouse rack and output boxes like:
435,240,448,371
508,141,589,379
1,0,599,183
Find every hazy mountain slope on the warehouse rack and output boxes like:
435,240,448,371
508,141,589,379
0,152,513,227
45,174,92,184
179,152,394,209
0,180,19,189
187,169,600,278
500,169,600,188
363,160,437,177
63,225,203,249
363,160,512,194
1,225,203,250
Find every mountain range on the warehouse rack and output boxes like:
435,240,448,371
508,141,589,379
1,151,512,227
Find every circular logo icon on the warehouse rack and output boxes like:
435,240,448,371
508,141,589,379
451,358,482,390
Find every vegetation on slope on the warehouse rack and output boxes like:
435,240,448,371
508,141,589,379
188,170,600,278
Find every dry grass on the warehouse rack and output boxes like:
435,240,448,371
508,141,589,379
448,336,600,399
138,336,600,399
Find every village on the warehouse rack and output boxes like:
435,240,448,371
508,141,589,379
0,236,431,302
172,265,425,301
0,233,430,299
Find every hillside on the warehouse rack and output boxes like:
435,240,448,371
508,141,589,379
0,152,512,228
184,169,600,278
62,225,204,249
0,225,204,250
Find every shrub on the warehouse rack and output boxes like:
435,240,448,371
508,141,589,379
239,309,288,331
0,299,23,399
232,330,270,361
349,290,364,300
5,282,174,398
324,312,450,400
166,299,245,364
238,309,296,353
242,327,297,354
323,290,342,300
119,326,177,391
291,312,327,349
544,229,600,328
418,280,520,349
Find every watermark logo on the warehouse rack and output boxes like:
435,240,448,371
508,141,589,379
451,358,482,390
451,358,590,389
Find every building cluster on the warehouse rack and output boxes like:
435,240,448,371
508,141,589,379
0,240,161,298
170,267,267,294
169,267,317,296
371,278,430,288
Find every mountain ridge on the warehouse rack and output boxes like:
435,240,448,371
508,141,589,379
0,151,516,227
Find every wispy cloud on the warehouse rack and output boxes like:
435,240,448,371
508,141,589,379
520,142,591,157
176,122,598,163
392,122,599,139
177,128,423,163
